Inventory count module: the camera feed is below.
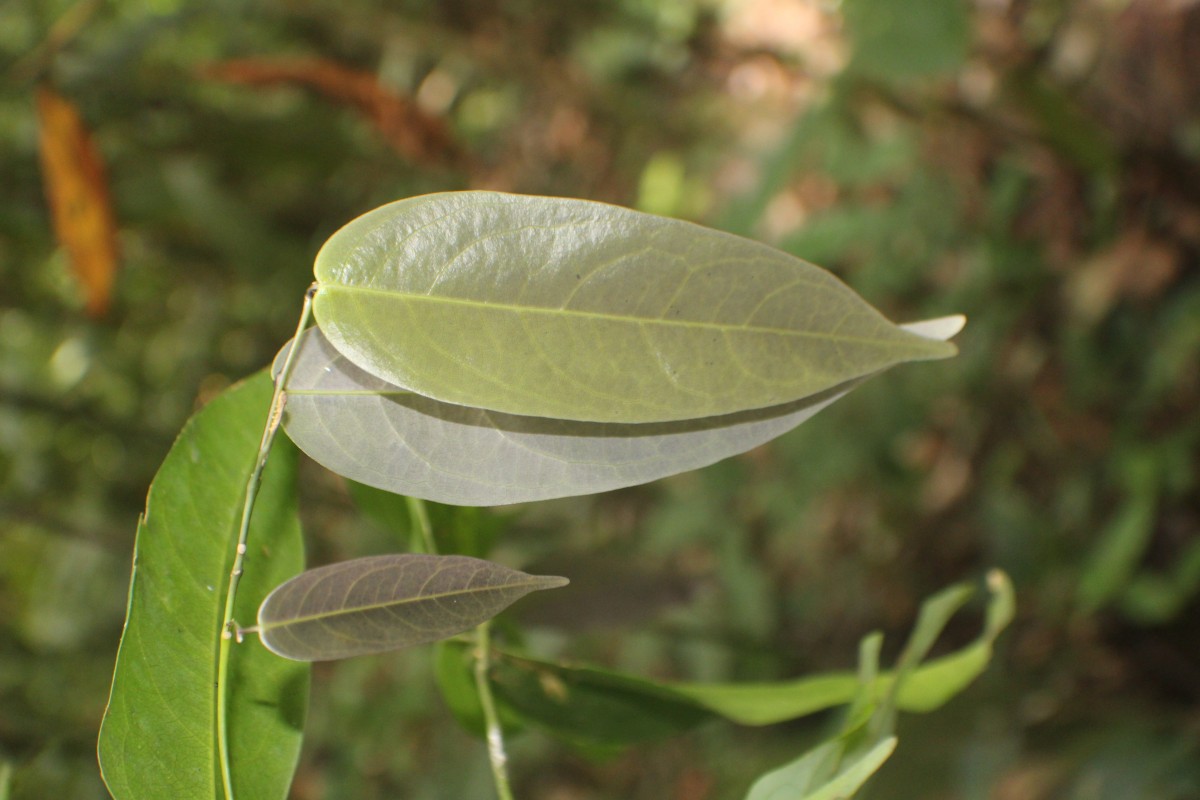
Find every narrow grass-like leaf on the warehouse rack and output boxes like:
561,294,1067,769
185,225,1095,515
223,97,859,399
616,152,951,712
256,554,568,661
670,571,1013,724
312,191,956,423
98,373,308,800
483,571,1011,744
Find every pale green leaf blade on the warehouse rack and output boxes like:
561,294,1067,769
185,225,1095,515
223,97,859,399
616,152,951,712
256,554,568,661
745,736,896,800
98,373,308,800
312,191,956,423
276,327,863,506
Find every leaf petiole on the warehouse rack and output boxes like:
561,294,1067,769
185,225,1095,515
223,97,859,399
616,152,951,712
215,283,317,800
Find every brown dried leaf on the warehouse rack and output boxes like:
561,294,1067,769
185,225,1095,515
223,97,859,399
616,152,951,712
201,58,461,165
35,85,119,317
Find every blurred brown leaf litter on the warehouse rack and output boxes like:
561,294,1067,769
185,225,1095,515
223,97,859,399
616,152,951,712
35,84,119,318
201,57,462,166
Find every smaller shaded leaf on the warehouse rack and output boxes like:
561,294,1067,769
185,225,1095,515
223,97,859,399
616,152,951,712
256,555,567,661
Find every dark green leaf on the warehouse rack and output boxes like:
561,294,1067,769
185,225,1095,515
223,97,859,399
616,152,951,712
484,571,1012,745
256,554,568,661
433,640,525,739
433,641,488,736
98,373,308,800
312,192,956,423
487,649,714,746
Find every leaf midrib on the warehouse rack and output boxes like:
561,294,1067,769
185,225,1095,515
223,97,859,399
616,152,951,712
320,285,948,352
260,578,556,631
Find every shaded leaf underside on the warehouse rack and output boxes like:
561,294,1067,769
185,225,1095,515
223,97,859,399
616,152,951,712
257,554,567,660
277,318,960,506
277,327,865,506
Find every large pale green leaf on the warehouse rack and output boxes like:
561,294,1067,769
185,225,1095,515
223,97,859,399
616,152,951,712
256,554,568,661
277,318,962,505
312,191,956,423
98,373,308,800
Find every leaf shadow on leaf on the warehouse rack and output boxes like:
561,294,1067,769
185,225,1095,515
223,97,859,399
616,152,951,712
275,327,870,506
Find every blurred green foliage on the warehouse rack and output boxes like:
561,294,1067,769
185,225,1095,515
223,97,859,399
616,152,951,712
2,0,1199,797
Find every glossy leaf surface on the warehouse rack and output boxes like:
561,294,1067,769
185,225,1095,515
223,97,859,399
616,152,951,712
99,373,308,800
277,328,860,506
312,192,956,423
257,554,567,661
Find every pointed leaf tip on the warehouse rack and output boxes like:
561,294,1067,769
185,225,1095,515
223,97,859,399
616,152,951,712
257,554,568,661
900,314,966,341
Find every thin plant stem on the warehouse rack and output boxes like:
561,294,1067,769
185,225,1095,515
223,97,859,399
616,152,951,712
405,495,436,554
215,284,317,800
474,621,514,800
407,499,513,796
